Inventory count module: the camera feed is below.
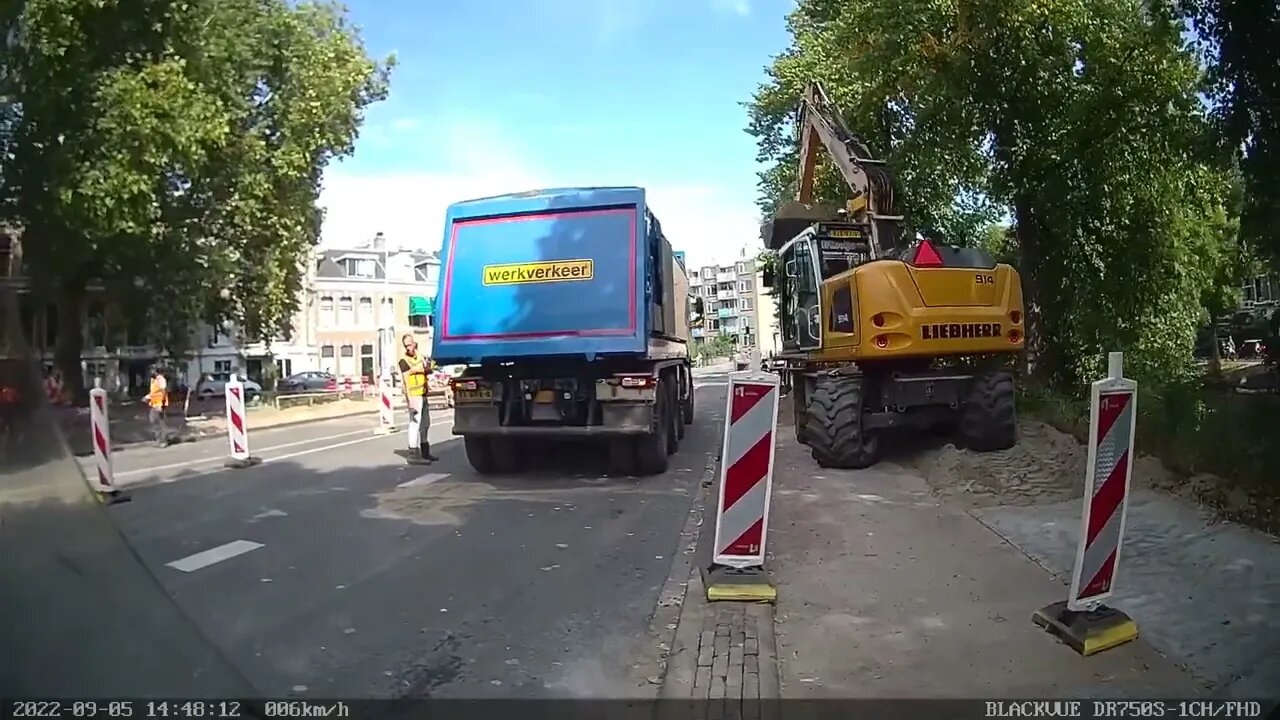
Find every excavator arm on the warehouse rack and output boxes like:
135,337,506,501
764,83,905,259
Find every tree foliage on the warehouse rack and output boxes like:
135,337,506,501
0,0,392,394
747,0,1251,393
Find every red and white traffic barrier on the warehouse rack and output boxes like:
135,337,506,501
224,374,261,468
705,370,781,603
88,380,129,504
1033,351,1139,655
374,372,396,435
343,377,353,393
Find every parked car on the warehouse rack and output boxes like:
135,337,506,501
277,371,337,393
196,372,262,399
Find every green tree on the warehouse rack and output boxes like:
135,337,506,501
0,0,392,397
747,0,1244,392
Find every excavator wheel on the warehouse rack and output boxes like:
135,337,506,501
791,375,810,446
806,375,879,470
958,371,1017,452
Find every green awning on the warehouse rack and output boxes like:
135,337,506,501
409,296,433,315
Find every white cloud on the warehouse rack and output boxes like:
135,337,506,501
319,121,762,269
712,0,752,16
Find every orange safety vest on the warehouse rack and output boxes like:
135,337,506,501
398,354,428,397
148,377,168,409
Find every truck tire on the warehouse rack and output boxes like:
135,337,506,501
681,367,695,425
667,378,683,450
807,376,879,469
634,379,671,475
958,371,1017,452
608,440,635,476
464,437,497,475
490,438,521,473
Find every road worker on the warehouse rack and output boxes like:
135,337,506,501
397,334,439,464
148,366,170,448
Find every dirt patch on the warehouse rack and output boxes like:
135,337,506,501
904,419,1271,529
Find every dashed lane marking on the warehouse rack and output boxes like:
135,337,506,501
166,539,264,573
397,473,449,489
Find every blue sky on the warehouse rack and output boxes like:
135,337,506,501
318,0,795,269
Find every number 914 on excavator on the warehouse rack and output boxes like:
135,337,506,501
761,83,1026,470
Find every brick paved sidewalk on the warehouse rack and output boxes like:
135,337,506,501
661,483,781,717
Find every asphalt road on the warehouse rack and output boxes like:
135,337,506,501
102,379,730,698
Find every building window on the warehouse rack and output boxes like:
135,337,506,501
321,345,335,358
409,313,431,329
214,360,232,374
741,299,753,311
338,296,354,326
738,280,752,293
319,296,334,327
358,297,374,326
340,344,354,357
737,262,748,274
320,344,336,373
360,343,375,379
346,258,376,278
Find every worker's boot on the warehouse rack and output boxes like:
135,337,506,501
421,444,440,463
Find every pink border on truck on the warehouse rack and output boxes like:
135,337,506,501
439,207,639,341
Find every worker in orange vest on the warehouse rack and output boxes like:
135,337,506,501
397,334,439,464
148,366,170,447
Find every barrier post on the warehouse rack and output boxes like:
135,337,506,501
374,371,396,435
88,378,130,505
703,370,781,603
224,374,262,469
1033,351,1139,655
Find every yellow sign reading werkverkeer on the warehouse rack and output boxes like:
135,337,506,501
482,259,594,286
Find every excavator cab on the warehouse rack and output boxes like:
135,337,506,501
766,82,1026,470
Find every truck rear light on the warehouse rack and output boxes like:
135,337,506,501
618,375,655,388
452,379,479,391
874,335,888,348
872,313,885,328
1010,310,1022,324
1009,330,1023,344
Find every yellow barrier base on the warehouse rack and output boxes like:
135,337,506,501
94,489,132,506
1033,600,1139,656
703,565,777,604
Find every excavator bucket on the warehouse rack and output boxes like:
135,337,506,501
763,200,843,250
0,287,256,697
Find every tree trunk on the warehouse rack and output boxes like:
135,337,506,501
54,280,87,403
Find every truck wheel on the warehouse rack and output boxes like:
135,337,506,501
608,439,635,476
681,369,695,425
791,379,810,446
807,376,878,469
464,437,497,474
959,371,1017,452
490,438,521,473
635,380,671,475
667,379,683,450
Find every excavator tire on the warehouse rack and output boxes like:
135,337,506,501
807,375,879,469
634,377,672,475
791,377,810,446
958,371,1017,452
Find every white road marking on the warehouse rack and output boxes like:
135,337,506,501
114,410,454,479
166,540,263,573
397,473,448,489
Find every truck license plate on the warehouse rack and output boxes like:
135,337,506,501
829,229,861,238
457,389,493,401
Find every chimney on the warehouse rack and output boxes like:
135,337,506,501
372,232,386,250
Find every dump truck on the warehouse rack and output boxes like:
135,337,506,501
430,186,704,476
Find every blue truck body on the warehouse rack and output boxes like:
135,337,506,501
429,186,697,477
432,186,650,364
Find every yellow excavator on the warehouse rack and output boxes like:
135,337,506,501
761,83,1026,469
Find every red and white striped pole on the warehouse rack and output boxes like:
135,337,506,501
374,370,396,435
88,379,129,504
224,374,261,469
1033,351,1139,655
705,370,780,603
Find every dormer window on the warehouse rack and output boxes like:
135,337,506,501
345,257,376,278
